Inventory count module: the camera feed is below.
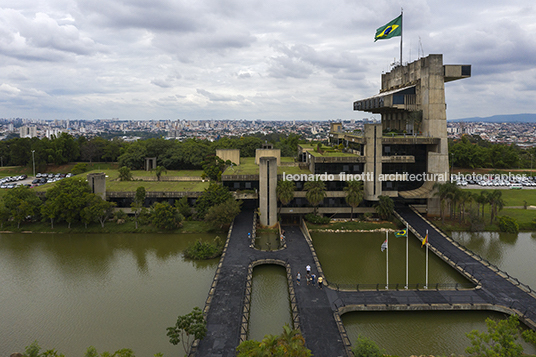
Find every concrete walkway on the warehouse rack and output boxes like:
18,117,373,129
195,207,347,356
195,205,536,356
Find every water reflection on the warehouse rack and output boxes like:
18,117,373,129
311,232,469,285
451,231,536,289
255,232,281,251
248,265,291,341
0,233,219,357
343,310,536,356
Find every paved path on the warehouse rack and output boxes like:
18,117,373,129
195,207,347,356
196,205,536,356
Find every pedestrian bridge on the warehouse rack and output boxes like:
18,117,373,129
192,205,536,356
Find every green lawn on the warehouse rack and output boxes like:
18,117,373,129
306,220,398,231
465,189,536,207
433,206,535,232
222,157,259,176
131,170,204,179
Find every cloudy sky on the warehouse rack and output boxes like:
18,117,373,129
0,0,535,121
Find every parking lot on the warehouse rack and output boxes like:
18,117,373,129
456,176,536,190
0,173,73,189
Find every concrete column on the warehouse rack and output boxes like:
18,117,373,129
87,173,106,200
363,123,383,201
259,157,277,227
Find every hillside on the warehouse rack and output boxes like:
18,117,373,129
449,113,536,123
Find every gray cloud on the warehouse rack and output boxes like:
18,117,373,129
0,0,534,120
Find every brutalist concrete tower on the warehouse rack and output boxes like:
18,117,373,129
351,54,471,215
87,172,106,200
259,156,277,227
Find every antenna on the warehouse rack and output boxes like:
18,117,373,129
418,37,425,58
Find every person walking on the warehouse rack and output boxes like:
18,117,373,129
318,276,323,289
296,272,301,286
306,265,311,274
311,273,316,286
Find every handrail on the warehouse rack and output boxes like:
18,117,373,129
404,206,536,299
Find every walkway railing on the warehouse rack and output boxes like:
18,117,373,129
404,207,536,299
333,282,475,291
239,258,301,343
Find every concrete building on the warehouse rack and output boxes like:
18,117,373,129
20,125,37,138
329,54,470,214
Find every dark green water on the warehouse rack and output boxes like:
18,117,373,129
342,310,536,356
451,231,536,289
312,231,536,356
254,231,281,250
311,231,469,286
248,265,292,341
0,233,219,356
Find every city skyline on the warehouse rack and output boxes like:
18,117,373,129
1,0,535,121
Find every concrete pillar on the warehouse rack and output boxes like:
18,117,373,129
87,172,106,200
259,157,277,227
363,123,383,201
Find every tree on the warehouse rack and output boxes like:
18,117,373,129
0,200,11,229
154,165,167,181
131,186,146,229
195,183,233,219
487,190,505,224
175,196,192,219
374,195,394,221
151,201,182,230
344,180,364,221
304,178,326,216
4,186,42,228
118,166,132,181
117,140,148,170
465,315,524,357
204,198,242,228
202,156,228,181
82,194,116,228
236,323,311,357
276,180,295,216
44,177,91,228
167,307,207,356
352,335,385,357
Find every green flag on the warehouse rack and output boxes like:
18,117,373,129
394,229,407,238
375,15,402,42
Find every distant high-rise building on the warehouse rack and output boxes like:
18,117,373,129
20,125,37,138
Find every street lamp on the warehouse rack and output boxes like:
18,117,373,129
32,150,36,178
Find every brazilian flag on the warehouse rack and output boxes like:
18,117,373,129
394,229,407,238
375,15,402,42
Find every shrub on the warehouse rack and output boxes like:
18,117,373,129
498,215,519,233
183,239,222,260
71,163,88,175
352,335,385,357
304,213,330,225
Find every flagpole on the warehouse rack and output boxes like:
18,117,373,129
386,231,389,290
405,222,409,289
425,229,429,289
400,8,403,66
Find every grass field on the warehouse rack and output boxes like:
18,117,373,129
465,188,536,207
131,170,204,179
432,206,536,232
306,220,399,231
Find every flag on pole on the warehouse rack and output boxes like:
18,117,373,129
374,15,402,42
381,239,388,252
421,232,428,247
394,229,407,238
